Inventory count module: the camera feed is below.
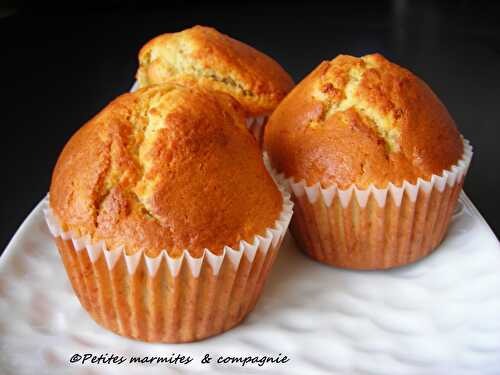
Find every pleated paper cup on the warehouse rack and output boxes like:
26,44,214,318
44,185,293,343
246,116,268,148
273,139,473,270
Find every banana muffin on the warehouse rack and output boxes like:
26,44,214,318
136,25,294,145
46,83,292,342
265,53,472,269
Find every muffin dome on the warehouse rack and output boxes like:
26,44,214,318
137,25,294,117
265,53,464,188
49,83,283,258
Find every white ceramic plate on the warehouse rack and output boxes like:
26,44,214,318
0,193,499,375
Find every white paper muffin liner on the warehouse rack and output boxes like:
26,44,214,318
44,177,293,343
271,139,473,269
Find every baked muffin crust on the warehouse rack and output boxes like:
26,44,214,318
265,54,464,188
50,84,283,257
137,25,294,117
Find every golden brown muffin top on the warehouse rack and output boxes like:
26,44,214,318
136,25,294,117
265,53,464,189
49,83,283,257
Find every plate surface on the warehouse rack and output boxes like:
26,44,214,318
0,194,499,375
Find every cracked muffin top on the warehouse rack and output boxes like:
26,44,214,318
136,25,294,117
264,53,464,189
49,83,283,257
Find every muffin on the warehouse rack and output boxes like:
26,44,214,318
45,83,293,342
265,53,472,270
136,25,294,145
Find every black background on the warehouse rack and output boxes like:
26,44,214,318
1,0,499,254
